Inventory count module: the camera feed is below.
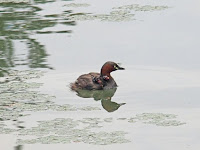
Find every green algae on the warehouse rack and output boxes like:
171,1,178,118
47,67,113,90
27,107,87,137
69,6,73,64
0,70,46,122
128,113,186,126
0,127,16,134
36,30,72,34
0,70,102,124
117,118,127,120
8,70,44,80
68,11,134,22
104,118,113,123
80,118,103,129
17,118,130,145
0,70,100,112
0,109,28,121
0,0,29,3
114,4,169,12
0,70,185,145
0,82,42,93
1,70,128,145
78,106,101,111
67,3,169,22
15,114,185,145
17,136,71,144
64,3,90,8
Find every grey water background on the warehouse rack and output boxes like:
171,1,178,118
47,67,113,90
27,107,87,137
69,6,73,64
0,0,200,150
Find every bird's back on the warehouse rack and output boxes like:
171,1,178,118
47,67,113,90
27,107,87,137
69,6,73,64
70,72,103,90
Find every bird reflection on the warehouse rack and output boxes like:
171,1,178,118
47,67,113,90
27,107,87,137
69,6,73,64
14,145,23,150
74,88,126,112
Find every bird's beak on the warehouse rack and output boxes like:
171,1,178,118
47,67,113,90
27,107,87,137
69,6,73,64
116,63,125,70
118,66,125,70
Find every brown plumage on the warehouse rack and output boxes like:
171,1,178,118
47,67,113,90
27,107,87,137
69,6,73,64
70,61,125,90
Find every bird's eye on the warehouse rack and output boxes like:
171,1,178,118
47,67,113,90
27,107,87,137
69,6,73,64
114,65,118,70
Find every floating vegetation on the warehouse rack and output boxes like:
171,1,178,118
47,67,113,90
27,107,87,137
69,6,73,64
0,108,28,121
16,112,185,145
1,70,121,145
0,70,101,122
104,118,113,123
0,0,29,3
0,82,42,93
117,118,127,120
68,10,134,22
79,118,103,129
67,3,169,22
64,3,90,8
128,113,186,126
78,106,101,111
0,70,42,84
17,118,130,145
0,71,185,145
36,30,72,34
114,4,169,12
0,127,16,134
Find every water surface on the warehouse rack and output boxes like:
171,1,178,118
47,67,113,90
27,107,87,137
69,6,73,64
0,0,200,150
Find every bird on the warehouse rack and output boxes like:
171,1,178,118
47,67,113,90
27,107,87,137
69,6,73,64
70,61,125,90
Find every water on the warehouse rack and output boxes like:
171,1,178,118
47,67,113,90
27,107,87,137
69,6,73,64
0,0,200,150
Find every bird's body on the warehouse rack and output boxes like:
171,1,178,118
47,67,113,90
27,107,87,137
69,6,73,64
70,61,124,90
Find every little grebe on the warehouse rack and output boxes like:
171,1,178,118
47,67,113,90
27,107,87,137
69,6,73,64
70,61,125,90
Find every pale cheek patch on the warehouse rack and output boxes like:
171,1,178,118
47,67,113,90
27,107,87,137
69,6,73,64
114,65,118,70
